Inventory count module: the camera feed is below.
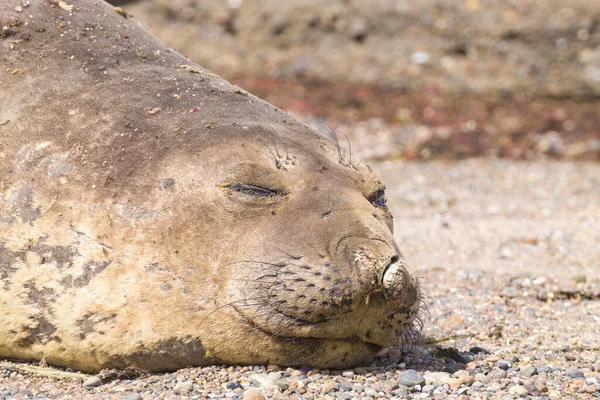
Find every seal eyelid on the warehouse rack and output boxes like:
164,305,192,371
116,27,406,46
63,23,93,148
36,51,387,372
223,183,283,198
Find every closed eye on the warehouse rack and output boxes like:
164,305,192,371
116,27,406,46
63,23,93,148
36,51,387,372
224,183,283,198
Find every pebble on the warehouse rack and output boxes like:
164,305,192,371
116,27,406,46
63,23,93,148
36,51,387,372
250,373,289,390
83,376,102,388
122,392,143,400
398,370,425,387
175,381,193,393
421,384,435,393
441,377,461,390
470,346,490,354
18,389,34,397
521,366,538,377
243,388,266,400
424,371,450,386
487,368,508,380
453,370,474,384
509,385,529,396
496,360,511,370
226,381,243,390
569,369,585,379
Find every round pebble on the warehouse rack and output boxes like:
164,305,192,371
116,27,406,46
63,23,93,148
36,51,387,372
398,370,425,387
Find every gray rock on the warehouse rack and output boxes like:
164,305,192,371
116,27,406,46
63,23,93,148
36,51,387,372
348,18,368,42
18,389,34,397
487,368,507,380
250,373,289,390
398,370,425,387
568,369,585,379
521,366,538,377
391,385,410,395
536,365,552,374
226,381,243,390
421,384,435,393
469,346,490,354
496,360,511,370
83,376,102,388
175,381,193,393
122,392,143,400
271,13,289,35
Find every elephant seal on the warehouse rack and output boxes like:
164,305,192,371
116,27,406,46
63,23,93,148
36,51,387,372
0,0,422,372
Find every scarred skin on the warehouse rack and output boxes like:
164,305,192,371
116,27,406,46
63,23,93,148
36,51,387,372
0,0,421,372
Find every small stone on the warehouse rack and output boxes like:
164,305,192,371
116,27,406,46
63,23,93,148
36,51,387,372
441,377,462,390
398,370,425,387
593,361,600,372
348,18,368,42
175,381,193,393
250,373,289,390
15,5,23,12
521,366,538,378
525,384,541,395
342,370,354,378
226,381,243,390
487,368,507,380
243,388,266,400
410,51,430,65
469,346,490,354
421,384,435,393
98,66,105,71
453,370,474,384
270,13,288,35
536,365,552,374
122,393,143,400
392,385,409,395
18,389,34,397
83,376,102,388
509,385,529,396
569,369,585,379
424,372,450,386
496,360,511,370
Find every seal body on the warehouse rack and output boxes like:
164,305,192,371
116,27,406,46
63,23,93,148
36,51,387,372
0,0,421,372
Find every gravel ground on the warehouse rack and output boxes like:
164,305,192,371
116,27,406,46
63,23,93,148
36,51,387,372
1,156,598,399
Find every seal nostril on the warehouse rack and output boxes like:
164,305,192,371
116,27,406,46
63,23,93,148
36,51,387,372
382,255,400,286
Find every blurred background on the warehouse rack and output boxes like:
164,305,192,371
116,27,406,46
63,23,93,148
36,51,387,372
111,0,600,162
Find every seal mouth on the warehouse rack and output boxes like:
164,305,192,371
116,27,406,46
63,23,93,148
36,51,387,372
232,305,388,352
